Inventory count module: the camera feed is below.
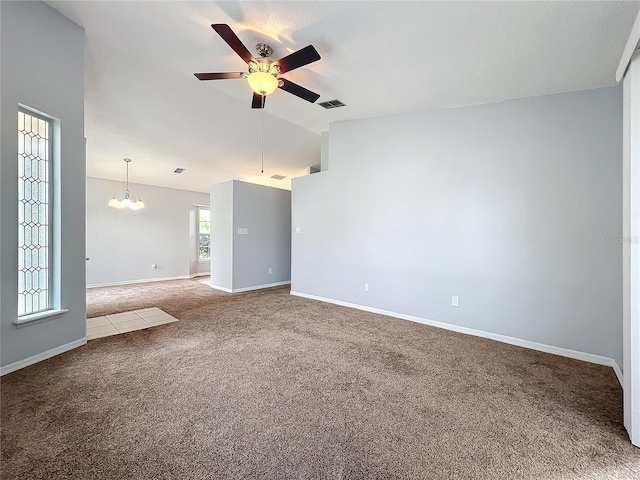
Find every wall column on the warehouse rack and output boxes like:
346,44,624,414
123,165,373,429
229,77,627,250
623,51,640,447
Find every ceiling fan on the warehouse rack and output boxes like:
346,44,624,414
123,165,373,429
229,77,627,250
195,24,321,109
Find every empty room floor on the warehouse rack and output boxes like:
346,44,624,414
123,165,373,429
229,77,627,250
2,278,639,479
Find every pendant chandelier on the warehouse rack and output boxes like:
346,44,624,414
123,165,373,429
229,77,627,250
108,158,145,210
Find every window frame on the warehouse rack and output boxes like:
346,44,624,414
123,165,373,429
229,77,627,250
197,206,211,262
17,107,54,318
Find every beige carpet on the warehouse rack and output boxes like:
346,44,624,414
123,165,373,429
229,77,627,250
1,279,639,479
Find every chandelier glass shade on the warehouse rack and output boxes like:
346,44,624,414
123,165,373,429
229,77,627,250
109,158,145,211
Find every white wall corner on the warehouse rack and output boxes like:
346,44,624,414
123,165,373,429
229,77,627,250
622,52,640,448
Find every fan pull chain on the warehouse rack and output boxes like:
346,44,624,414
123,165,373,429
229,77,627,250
261,95,265,173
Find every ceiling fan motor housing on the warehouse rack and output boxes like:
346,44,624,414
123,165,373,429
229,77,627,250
255,43,273,58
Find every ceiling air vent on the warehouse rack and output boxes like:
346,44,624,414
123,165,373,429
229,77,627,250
319,99,346,109
173,168,185,174
271,174,286,180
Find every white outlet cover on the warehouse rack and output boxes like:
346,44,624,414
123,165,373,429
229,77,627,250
364,283,369,292
237,228,248,235
452,296,459,307
295,227,301,234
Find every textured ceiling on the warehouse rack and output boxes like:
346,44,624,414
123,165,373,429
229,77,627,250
46,1,639,193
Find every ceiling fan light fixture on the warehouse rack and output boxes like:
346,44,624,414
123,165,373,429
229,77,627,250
247,71,278,96
196,25,321,106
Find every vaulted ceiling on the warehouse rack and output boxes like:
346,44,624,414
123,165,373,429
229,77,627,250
46,1,639,192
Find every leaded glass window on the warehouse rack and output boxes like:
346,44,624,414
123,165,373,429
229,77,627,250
18,110,52,316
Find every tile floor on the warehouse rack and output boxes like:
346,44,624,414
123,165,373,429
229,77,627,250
86,307,178,340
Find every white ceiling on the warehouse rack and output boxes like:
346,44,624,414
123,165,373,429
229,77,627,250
46,1,639,193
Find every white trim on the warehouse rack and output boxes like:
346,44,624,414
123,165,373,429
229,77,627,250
290,291,622,383
1,337,86,376
211,280,291,294
231,281,291,293
623,53,640,447
87,273,208,288
191,271,209,277
613,361,624,388
616,11,640,83
13,308,69,326
230,181,235,289
209,284,233,293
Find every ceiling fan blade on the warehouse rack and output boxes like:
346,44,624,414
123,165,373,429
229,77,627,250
194,72,244,81
274,45,321,73
211,24,254,64
251,93,265,109
278,79,320,103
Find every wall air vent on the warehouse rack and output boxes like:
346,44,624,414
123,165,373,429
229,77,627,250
319,99,346,109
173,168,185,174
271,174,286,180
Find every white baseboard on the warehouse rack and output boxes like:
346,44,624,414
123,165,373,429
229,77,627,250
613,361,624,387
87,272,210,288
290,291,624,387
211,280,291,294
1,337,87,376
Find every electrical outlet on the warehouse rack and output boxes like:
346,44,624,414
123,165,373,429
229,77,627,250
268,267,273,274
364,283,369,292
451,295,459,307
295,227,301,234
152,264,158,270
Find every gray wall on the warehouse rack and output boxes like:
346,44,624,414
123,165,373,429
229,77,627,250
232,181,292,289
292,86,623,366
1,2,86,367
210,180,291,291
86,177,209,286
